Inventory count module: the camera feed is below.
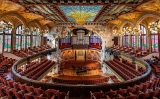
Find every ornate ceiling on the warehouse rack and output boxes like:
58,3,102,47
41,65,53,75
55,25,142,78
59,5,103,21
10,0,149,25
0,0,25,13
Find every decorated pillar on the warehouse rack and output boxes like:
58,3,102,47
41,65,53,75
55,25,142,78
101,39,106,63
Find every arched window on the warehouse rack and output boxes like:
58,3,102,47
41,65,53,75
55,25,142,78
151,29,158,52
139,25,147,50
0,23,3,53
89,31,101,44
3,21,12,52
32,28,40,46
122,27,129,46
26,30,31,48
90,31,94,44
16,25,22,50
131,35,136,48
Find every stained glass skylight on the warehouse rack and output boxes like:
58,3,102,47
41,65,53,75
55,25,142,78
59,5,103,23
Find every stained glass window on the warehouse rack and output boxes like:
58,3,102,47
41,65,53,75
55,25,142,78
3,21,12,52
122,36,125,46
22,34,25,48
26,35,30,48
139,25,147,50
16,25,22,50
0,25,3,54
89,32,101,44
123,27,129,47
59,5,103,22
151,29,159,52
32,28,40,47
132,35,136,48
137,35,141,48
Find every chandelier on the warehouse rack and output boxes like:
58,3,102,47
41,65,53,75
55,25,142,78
148,20,160,32
113,27,141,36
113,30,124,36
68,11,94,25
123,27,141,35
0,21,13,31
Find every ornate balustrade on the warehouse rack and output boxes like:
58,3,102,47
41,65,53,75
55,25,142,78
11,47,151,97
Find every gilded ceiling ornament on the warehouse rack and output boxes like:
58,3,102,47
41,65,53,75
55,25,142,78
39,20,52,26
0,0,25,13
108,19,123,25
136,0,160,13
20,12,43,21
118,12,142,21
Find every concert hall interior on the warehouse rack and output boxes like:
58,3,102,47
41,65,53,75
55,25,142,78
1,0,160,99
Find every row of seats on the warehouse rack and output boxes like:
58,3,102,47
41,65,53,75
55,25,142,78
110,76,120,83
0,56,17,76
12,49,28,57
13,45,51,57
113,59,142,76
106,61,131,80
110,46,149,57
122,59,146,73
0,76,69,99
110,60,136,79
106,58,145,80
18,58,55,80
90,43,102,50
90,78,160,99
59,43,71,49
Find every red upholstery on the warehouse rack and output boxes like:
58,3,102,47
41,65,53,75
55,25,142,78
35,87,44,96
14,91,24,99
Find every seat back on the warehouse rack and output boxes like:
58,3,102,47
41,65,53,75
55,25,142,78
93,92,104,99
14,92,23,99
126,95,137,99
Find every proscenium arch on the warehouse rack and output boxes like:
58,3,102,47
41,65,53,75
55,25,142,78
0,11,27,28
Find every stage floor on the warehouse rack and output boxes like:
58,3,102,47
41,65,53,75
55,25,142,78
49,60,113,82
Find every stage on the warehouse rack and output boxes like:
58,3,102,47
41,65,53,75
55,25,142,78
49,60,113,84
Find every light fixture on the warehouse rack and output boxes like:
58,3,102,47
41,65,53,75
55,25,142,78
148,20,160,32
0,21,13,31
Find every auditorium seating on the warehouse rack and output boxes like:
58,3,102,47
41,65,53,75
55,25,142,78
13,45,51,57
0,56,17,76
59,43,71,49
106,58,145,80
0,76,69,99
110,45,150,57
110,76,120,83
90,43,102,50
90,78,160,99
18,58,55,80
